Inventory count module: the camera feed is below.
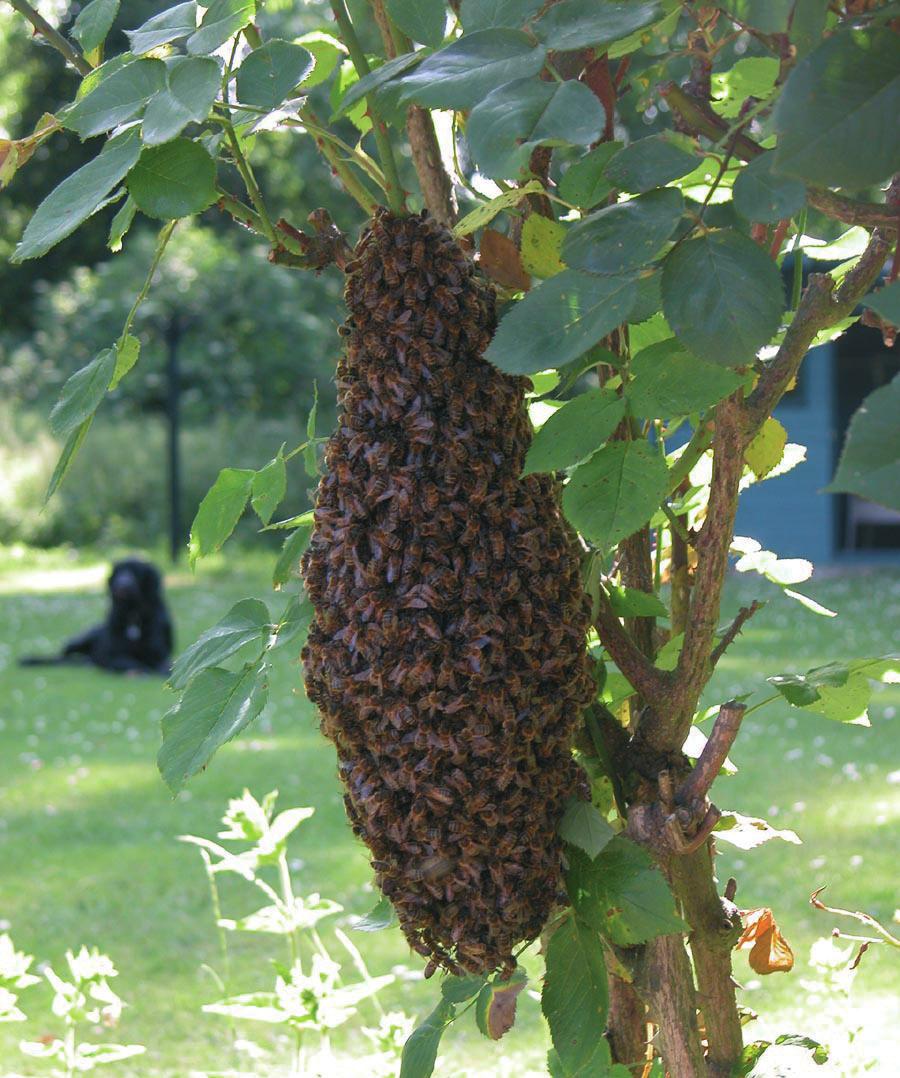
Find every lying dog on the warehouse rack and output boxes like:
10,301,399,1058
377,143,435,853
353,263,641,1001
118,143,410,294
20,558,174,675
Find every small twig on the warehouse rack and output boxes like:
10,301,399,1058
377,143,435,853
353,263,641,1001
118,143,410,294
709,601,764,668
810,886,900,949
768,218,790,259
7,0,92,75
678,700,746,805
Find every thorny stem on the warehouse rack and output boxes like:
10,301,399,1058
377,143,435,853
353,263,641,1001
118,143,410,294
119,221,177,346
330,0,406,215
224,122,276,241
7,0,93,75
810,887,900,949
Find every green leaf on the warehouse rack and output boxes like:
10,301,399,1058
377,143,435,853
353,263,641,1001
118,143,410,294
143,57,221,146
333,50,425,119
393,29,546,111
251,452,287,526
563,188,683,276
127,2,198,55
49,348,116,438
604,132,701,194
108,195,137,252
558,143,621,210
188,467,255,567
625,338,743,418
46,417,93,502
400,999,455,1078
541,915,609,1074
63,59,167,139
13,125,142,262
563,441,669,551
453,179,544,235
661,229,785,367
732,154,806,224
187,0,256,56
533,0,663,51
386,0,445,47
304,383,319,478
566,837,686,945
236,41,315,109
863,279,900,325
768,656,899,723
774,28,900,187
169,598,270,690
110,333,140,389
273,523,313,587
295,31,345,90
468,78,605,178
789,0,828,60
710,57,779,119
475,970,527,1040
559,799,615,859
520,214,566,278
352,896,398,931
460,0,545,30
827,374,900,510
628,270,662,325
127,139,217,220
717,0,792,33
607,584,668,618
158,663,268,793
486,270,637,375
745,417,787,479
270,591,314,651
440,974,486,1003
71,0,120,53
523,388,624,475
548,1040,631,1077
740,1034,828,1075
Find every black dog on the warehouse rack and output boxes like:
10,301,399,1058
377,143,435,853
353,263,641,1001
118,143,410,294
20,559,173,675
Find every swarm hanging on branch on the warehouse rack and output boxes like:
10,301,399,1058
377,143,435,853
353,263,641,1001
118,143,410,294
302,208,594,976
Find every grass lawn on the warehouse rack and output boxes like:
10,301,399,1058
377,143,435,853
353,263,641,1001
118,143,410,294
0,544,898,1076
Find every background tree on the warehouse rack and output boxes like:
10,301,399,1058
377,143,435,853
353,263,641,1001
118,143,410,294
2,0,898,1075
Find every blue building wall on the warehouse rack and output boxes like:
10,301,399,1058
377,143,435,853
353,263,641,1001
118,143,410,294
734,342,838,564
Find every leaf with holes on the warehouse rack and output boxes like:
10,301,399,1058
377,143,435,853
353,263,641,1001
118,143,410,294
486,270,636,375
662,230,784,366
563,188,683,275
127,139,217,219
523,388,624,475
563,441,669,551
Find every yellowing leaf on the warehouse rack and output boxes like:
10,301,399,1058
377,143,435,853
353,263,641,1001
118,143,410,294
737,907,794,974
745,416,787,479
520,213,566,278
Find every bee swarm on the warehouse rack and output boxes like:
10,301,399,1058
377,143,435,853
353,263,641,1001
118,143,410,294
302,208,594,976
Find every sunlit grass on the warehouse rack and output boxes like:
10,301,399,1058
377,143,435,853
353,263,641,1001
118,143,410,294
0,548,897,1075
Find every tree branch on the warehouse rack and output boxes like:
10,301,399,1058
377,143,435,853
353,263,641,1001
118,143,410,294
660,83,900,232
743,230,891,435
7,0,92,76
595,591,672,710
709,601,764,669
678,701,746,805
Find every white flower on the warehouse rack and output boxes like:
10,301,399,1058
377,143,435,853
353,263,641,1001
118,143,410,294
0,935,40,990
66,947,117,984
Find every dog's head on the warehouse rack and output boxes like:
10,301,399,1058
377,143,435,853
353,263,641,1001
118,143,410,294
108,559,163,607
